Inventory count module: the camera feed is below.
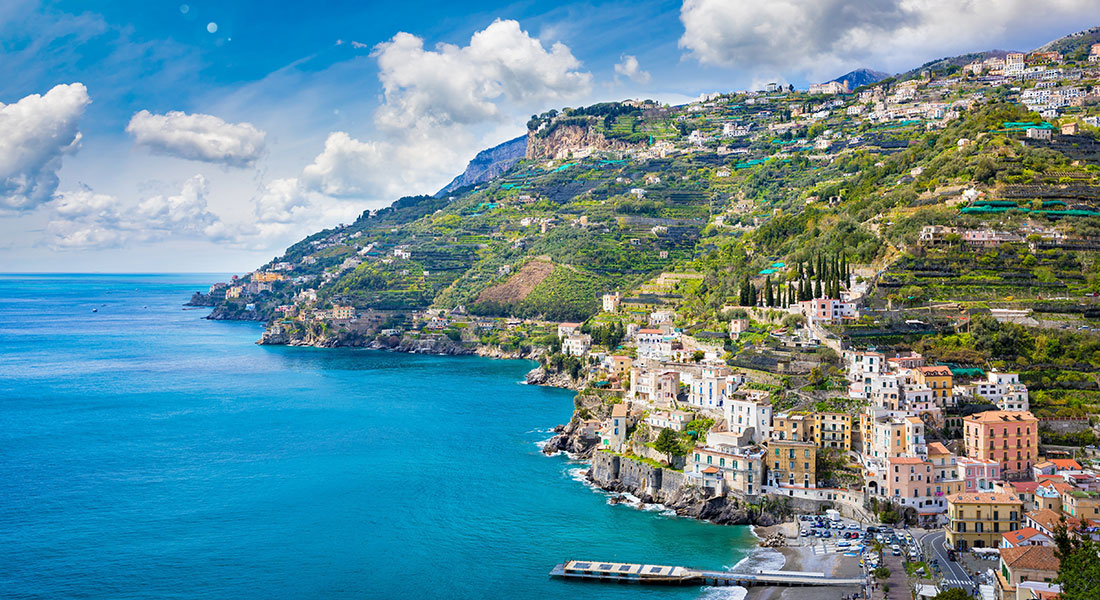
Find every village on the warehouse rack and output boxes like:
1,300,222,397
180,35,1100,600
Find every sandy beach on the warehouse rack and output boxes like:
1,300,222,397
745,522,864,600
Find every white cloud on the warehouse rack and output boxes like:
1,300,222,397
300,129,463,201
372,18,591,131
614,55,651,84
0,83,90,211
253,178,310,224
126,110,266,167
679,0,1099,81
293,19,591,208
46,176,235,249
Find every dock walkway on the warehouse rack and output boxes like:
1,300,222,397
551,560,867,587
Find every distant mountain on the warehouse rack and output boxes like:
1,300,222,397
829,68,889,90
436,135,526,197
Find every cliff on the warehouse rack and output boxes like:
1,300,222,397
437,135,526,196
587,452,792,526
526,123,644,160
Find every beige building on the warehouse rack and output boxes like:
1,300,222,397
768,439,816,488
945,492,1023,550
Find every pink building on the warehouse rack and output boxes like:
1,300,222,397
957,456,1000,491
799,298,856,325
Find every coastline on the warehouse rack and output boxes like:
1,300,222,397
744,522,863,600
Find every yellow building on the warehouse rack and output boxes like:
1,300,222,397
915,365,953,404
331,305,355,320
945,492,1023,550
607,355,633,378
772,413,814,442
963,411,1039,478
253,271,286,282
1062,489,1100,521
768,439,816,488
813,412,852,451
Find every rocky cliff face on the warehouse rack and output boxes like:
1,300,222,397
437,135,526,196
586,452,790,527
526,124,644,160
524,365,580,390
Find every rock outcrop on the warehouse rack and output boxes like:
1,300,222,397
524,365,580,389
526,123,645,160
586,452,791,527
437,135,527,196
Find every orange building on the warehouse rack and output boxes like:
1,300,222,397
964,411,1038,479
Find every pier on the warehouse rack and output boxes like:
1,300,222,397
550,560,867,587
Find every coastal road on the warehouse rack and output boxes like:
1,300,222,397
921,530,975,596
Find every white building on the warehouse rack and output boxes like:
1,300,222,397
562,334,592,357
724,393,773,444
600,403,630,452
602,292,622,313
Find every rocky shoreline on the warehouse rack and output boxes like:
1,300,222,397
541,404,792,527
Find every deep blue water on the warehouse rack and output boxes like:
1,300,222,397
0,274,757,600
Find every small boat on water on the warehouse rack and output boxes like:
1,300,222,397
91,308,98,312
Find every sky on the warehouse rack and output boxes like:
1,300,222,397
1,0,1097,272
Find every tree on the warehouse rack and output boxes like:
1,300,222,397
931,589,970,600
1053,518,1100,600
654,428,681,463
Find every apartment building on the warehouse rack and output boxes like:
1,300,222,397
813,412,852,450
773,413,814,443
914,366,953,404
964,411,1039,478
724,393,772,444
768,439,816,488
946,492,1023,549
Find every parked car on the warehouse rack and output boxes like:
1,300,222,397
892,548,902,556
801,529,809,536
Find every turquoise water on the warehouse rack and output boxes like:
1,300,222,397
0,274,758,599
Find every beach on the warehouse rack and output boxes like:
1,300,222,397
747,522,864,600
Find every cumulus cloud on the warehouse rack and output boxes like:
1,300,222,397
46,176,234,249
614,55,651,84
0,83,90,211
253,177,310,224
300,130,463,201
679,0,1099,81
372,18,591,131
126,110,266,167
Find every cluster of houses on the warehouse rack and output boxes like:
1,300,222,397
575,285,1100,585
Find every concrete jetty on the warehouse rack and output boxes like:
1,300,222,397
550,560,866,587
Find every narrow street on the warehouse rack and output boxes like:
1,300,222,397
921,530,976,596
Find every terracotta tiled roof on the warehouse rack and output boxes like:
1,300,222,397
927,442,951,455
1010,481,1042,493
1001,527,1046,545
1027,508,1081,532
965,410,1038,423
1051,459,1082,470
946,492,1021,504
1000,545,1060,573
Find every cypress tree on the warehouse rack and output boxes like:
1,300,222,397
813,278,821,299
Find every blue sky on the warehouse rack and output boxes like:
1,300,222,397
1,0,1096,272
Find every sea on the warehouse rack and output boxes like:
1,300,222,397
0,274,768,600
